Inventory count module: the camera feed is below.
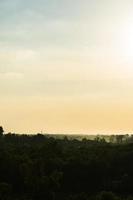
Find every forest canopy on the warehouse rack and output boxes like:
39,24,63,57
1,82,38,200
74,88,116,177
0,132,133,199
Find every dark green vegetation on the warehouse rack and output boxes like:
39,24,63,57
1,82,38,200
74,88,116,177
1,132,133,200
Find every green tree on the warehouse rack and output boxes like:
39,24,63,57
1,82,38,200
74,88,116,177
0,126,4,136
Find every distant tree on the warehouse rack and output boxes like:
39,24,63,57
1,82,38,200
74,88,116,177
100,137,106,143
109,135,116,143
116,135,124,144
94,136,101,142
124,134,130,143
0,126,4,136
82,138,88,143
64,136,69,141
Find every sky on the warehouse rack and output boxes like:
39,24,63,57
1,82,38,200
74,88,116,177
1,0,133,134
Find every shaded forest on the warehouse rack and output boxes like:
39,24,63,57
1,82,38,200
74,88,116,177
1,129,133,199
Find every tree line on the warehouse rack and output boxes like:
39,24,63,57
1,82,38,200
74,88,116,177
0,128,133,199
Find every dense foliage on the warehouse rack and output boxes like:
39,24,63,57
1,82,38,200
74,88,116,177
0,133,133,200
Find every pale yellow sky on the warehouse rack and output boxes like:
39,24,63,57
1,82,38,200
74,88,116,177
1,0,133,134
